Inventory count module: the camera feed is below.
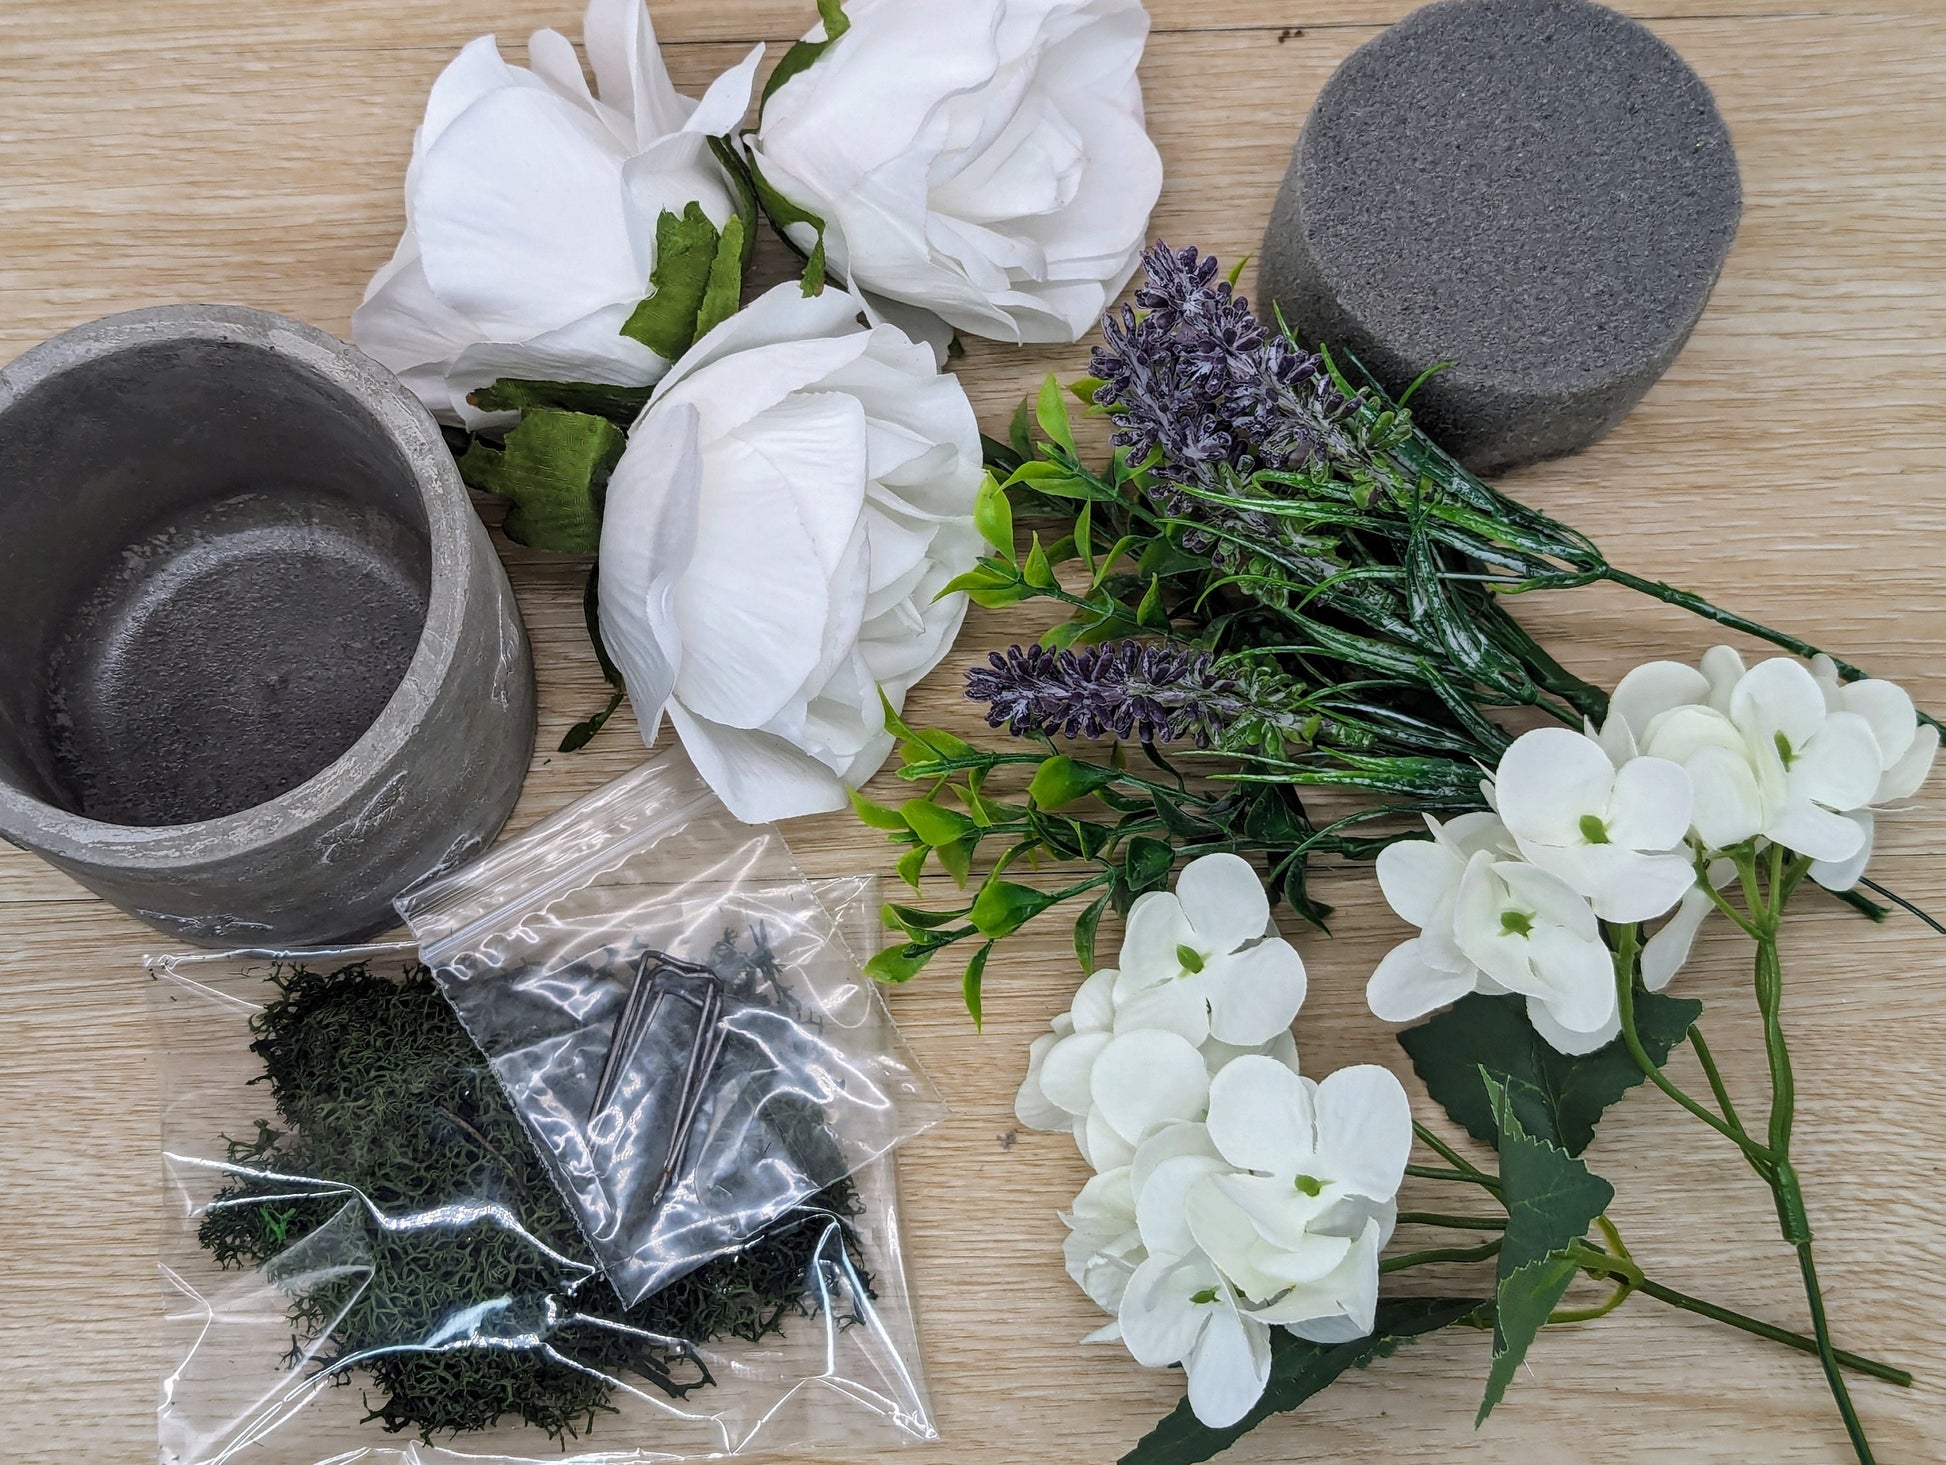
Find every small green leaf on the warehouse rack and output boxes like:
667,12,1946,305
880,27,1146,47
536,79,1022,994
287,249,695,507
1008,397,1033,461
1225,253,1253,288
1074,890,1111,973
864,942,933,984
901,800,977,848
895,843,928,890
849,788,909,831
1068,373,1106,403
941,561,1033,608
456,409,626,554
935,835,975,886
963,942,993,1027
1035,374,1075,452
969,878,1058,940
1022,534,1059,590
1027,755,1122,809
620,203,725,360
974,474,1015,559
883,901,962,935
1136,575,1169,629
1397,990,1702,1155
1123,835,1174,893
1119,1297,1488,1465
1478,1070,1615,1424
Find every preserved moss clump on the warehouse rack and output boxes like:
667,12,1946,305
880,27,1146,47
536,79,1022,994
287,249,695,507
198,961,870,1443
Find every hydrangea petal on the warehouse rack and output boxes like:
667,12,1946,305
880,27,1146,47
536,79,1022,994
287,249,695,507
1766,798,1869,864
1014,1030,1069,1131
1609,659,1709,739
1641,884,1712,992
1184,1297,1271,1430
1314,1065,1413,1204
1173,852,1271,955
1135,1154,1231,1256
1366,938,1479,1023
1605,754,1694,852
1114,977,1210,1047
1790,710,1883,815
1091,1030,1210,1145
1879,723,1939,803
1202,939,1307,1047
1205,1055,1314,1176
1809,812,1875,892
1120,890,1196,987
1038,1029,1111,1117
1375,837,1464,929
1527,992,1621,1056
1494,727,1616,845
1118,1253,1210,1369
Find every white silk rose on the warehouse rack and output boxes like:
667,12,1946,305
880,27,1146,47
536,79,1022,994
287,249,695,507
746,0,1163,347
597,281,984,823
353,0,762,428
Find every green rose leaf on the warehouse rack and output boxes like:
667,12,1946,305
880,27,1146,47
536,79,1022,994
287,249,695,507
760,0,850,104
693,212,746,342
456,408,626,554
468,378,651,426
621,202,732,360
1397,990,1702,1155
968,878,1058,940
1120,1297,1489,1465
1027,755,1123,810
1478,1070,1615,1424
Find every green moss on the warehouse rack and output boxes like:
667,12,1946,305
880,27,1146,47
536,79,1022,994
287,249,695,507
198,961,870,1444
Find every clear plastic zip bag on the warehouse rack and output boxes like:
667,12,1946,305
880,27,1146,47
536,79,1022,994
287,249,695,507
392,751,944,1305
152,878,938,1465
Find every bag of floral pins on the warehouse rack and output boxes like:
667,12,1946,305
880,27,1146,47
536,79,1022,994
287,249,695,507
153,871,939,1463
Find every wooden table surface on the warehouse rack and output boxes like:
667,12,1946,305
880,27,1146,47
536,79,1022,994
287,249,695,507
3,2,1944,1461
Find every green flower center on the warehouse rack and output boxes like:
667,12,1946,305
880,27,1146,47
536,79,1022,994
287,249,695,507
1500,909,1535,937
1775,730,1797,769
1578,813,1611,845
1190,1286,1220,1305
1293,1173,1324,1197
1176,944,1206,975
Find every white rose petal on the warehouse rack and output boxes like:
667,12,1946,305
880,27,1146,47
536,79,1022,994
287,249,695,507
598,283,983,822
747,0,1162,347
354,0,762,427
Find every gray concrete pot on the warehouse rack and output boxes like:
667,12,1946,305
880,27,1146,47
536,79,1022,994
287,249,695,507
0,305,536,946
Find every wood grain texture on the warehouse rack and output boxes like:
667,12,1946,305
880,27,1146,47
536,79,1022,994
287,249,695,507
2,3,1944,1462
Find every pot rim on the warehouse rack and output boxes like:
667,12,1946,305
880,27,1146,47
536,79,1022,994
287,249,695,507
0,304,477,872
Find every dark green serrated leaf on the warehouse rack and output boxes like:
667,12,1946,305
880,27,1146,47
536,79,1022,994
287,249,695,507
1477,1071,1614,1425
456,408,625,554
1121,1297,1488,1465
1479,1258,1579,1426
1397,990,1702,1156
620,202,724,360
468,378,652,426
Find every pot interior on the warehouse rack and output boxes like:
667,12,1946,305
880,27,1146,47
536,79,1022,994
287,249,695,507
0,333,432,828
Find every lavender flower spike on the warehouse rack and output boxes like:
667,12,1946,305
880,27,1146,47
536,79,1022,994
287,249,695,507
967,642,1243,745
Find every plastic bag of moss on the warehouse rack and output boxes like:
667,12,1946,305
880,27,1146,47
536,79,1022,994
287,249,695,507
152,878,937,1465
391,750,945,1306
